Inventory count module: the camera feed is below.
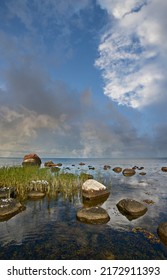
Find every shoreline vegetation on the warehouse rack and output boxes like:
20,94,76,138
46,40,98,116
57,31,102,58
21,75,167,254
0,165,94,201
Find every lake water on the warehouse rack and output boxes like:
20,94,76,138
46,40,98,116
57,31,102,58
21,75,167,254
0,157,167,259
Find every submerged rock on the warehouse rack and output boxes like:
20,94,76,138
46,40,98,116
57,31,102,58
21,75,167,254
157,222,167,246
76,206,110,224
116,198,147,220
0,198,26,221
22,153,41,167
122,168,136,176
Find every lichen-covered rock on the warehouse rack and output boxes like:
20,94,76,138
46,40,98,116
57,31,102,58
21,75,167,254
22,153,41,167
157,222,167,245
82,179,106,191
82,179,110,203
116,198,147,220
76,206,110,224
0,198,25,221
122,168,136,176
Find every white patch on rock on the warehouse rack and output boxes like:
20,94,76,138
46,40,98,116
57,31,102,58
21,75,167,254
82,179,106,191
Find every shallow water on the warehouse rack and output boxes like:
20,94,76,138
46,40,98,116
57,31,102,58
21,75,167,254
0,157,167,259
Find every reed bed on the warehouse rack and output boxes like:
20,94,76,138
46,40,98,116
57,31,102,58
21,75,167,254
0,166,91,201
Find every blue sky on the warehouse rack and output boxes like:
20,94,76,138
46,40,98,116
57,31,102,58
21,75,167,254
0,0,167,158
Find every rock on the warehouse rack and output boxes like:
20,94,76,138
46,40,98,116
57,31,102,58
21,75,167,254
89,166,95,170
44,161,56,167
161,167,167,172
57,163,62,166
157,222,167,245
112,167,122,173
138,166,144,170
76,206,110,224
82,179,106,191
51,166,60,172
79,173,94,181
143,199,155,205
139,172,146,175
0,187,16,199
103,165,111,170
116,198,147,220
122,168,136,176
132,166,138,170
22,153,41,167
0,198,26,221
82,179,110,204
79,162,85,166
28,191,46,199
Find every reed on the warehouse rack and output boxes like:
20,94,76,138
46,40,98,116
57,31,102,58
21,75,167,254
0,166,90,200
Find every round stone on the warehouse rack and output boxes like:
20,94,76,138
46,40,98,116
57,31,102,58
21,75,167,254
122,168,136,176
76,207,110,224
161,167,167,172
116,198,147,220
112,167,122,173
157,222,167,245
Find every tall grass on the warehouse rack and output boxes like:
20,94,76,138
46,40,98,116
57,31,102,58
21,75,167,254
0,166,92,201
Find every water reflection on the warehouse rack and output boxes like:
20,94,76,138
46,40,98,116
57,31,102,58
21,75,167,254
0,158,167,259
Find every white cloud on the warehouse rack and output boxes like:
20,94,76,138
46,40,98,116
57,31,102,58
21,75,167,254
96,0,167,109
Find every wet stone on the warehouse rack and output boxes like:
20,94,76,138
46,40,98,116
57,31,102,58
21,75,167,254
28,191,46,199
0,198,26,221
116,198,147,220
122,168,136,176
112,167,122,173
157,222,167,246
76,206,110,224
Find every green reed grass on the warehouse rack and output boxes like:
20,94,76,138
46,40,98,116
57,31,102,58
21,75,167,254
0,166,91,201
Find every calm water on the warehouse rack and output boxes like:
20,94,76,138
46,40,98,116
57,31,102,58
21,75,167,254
0,157,167,259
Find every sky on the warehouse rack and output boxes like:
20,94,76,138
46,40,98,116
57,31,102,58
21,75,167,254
0,0,167,158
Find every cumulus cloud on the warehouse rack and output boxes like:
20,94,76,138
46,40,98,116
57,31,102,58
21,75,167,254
96,0,167,109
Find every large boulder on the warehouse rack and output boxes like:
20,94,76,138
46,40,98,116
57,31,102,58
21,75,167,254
122,168,136,176
22,153,41,167
157,222,167,245
76,206,110,224
116,198,147,220
0,198,26,221
82,179,110,203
